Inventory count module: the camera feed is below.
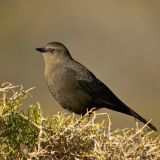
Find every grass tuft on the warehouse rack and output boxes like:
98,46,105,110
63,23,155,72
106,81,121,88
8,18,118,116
0,82,159,159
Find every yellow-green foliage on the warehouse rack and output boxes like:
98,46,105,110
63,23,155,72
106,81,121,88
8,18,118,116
0,83,160,160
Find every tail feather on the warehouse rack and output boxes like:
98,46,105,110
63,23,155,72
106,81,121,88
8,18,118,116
118,102,158,131
129,109,157,131
98,99,158,131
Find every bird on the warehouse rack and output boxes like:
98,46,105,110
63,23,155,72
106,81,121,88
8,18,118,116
36,42,157,131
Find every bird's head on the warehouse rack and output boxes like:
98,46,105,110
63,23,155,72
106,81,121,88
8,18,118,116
36,42,72,64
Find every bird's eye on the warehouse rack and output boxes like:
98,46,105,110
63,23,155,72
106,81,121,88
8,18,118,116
51,48,54,52
51,48,55,54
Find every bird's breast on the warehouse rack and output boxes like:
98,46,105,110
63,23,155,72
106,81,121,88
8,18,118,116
46,70,93,115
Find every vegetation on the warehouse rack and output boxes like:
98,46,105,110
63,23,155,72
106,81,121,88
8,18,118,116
0,82,159,160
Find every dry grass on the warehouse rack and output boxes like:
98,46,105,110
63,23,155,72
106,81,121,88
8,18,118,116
0,82,160,160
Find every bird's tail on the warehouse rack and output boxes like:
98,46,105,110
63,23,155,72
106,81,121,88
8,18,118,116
99,99,158,131
95,96,157,131
115,102,158,131
128,107,157,131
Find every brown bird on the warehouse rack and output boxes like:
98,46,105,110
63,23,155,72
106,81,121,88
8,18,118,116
36,42,157,131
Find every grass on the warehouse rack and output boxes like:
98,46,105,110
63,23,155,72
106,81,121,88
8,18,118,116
0,82,160,160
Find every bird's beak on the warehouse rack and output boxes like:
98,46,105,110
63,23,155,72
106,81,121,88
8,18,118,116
36,47,47,53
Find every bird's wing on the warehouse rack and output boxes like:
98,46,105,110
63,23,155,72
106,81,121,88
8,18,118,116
66,62,123,108
78,78,121,107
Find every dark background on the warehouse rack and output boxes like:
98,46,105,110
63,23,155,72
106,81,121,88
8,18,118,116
0,1,159,130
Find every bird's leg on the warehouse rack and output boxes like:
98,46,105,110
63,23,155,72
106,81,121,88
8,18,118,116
74,113,91,127
135,117,139,129
74,109,96,127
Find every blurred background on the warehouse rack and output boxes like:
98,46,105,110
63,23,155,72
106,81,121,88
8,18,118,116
0,0,159,130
